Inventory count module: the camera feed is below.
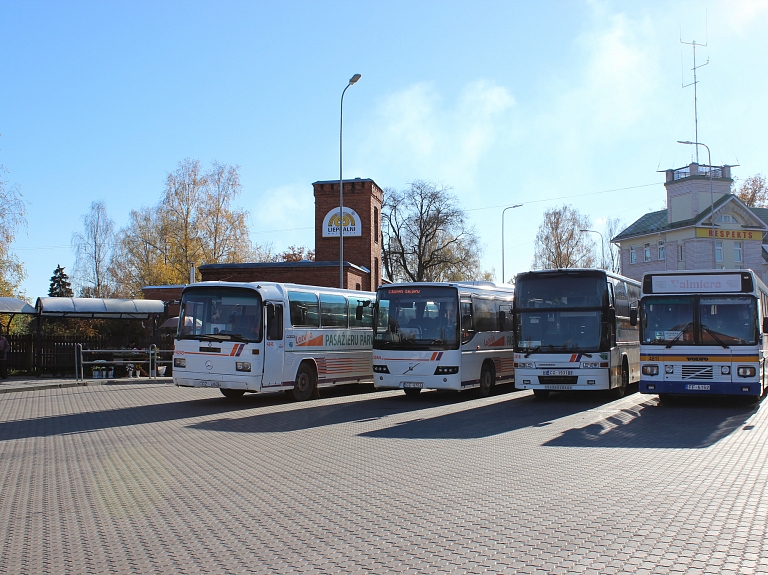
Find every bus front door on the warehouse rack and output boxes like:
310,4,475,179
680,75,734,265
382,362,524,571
262,303,285,389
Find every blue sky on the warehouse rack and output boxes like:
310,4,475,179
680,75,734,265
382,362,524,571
1,0,767,299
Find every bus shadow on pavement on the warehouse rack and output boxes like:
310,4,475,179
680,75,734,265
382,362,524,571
187,386,509,434
357,390,611,440
543,396,761,449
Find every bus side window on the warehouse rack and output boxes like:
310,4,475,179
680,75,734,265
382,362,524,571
267,304,283,341
288,291,319,328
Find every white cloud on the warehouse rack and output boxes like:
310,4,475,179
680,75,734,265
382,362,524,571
718,0,768,35
250,183,315,251
363,80,515,189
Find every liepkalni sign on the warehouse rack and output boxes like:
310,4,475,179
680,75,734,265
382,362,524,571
322,207,362,237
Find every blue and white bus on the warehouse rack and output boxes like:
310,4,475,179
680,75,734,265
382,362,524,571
634,269,768,402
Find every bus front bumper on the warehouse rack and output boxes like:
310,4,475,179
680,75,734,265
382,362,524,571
640,380,761,396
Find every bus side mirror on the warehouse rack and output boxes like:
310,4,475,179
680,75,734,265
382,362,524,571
356,306,363,321
629,308,638,326
762,317,768,334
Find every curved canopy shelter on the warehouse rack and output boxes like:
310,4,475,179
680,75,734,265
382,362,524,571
35,298,166,319
0,297,37,332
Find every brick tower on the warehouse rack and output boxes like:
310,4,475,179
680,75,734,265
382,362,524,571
313,178,383,291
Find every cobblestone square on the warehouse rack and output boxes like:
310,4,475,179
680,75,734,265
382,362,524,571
1,383,766,574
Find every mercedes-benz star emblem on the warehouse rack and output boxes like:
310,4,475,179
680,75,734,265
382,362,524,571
205,360,213,370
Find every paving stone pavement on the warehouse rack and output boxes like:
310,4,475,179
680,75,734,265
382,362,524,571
0,382,766,574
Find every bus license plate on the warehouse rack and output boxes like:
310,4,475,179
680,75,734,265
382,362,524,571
686,384,710,390
543,370,572,376
402,382,423,389
201,380,220,388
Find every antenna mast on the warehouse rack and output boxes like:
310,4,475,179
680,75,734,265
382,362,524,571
680,22,709,164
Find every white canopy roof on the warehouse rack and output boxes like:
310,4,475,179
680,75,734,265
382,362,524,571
35,297,165,319
0,297,37,315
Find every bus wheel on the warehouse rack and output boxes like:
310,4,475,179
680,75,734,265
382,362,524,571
292,364,317,401
532,389,549,399
477,364,495,398
220,388,245,399
610,363,629,399
403,387,422,397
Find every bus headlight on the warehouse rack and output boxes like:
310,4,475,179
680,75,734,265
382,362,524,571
642,365,659,376
434,366,459,375
373,365,390,374
236,362,252,372
737,366,756,377
581,362,599,369
174,358,186,368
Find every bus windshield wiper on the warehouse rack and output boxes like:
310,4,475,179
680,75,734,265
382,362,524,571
665,322,693,348
524,346,541,358
701,324,730,349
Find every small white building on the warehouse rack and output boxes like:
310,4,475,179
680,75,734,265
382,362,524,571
612,163,768,283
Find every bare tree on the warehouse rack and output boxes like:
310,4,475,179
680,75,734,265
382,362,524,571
382,181,482,282
72,201,116,297
532,205,595,270
0,162,27,297
604,217,624,274
735,174,768,208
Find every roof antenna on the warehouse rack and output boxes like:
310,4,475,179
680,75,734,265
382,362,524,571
680,13,709,164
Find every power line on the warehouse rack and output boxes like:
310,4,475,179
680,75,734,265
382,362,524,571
465,182,659,212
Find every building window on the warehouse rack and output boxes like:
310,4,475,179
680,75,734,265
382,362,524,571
373,207,379,243
717,214,739,224
630,245,636,264
644,243,651,262
658,240,665,260
715,240,723,263
374,257,379,287
734,241,743,263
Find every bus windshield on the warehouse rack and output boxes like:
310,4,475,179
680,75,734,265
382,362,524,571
517,310,603,352
641,295,757,346
374,286,459,350
178,287,263,342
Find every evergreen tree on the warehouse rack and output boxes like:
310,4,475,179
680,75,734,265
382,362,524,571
49,264,74,297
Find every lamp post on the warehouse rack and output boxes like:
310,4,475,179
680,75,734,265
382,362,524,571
580,229,605,269
339,73,362,288
501,204,522,283
677,140,715,267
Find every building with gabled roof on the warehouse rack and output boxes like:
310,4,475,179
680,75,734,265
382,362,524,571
612,162,768,282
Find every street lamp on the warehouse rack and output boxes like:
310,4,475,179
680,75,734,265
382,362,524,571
501,204,522,283
580,229,605,269
677,140,715,267
339,73,362,288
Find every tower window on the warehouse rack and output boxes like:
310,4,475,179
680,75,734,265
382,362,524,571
373,207,379,243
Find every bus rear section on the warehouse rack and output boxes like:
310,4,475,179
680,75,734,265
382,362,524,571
636,270,768,401
372,282,515,397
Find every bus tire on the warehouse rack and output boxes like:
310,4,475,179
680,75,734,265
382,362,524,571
292,364,317,401
403,387,422,397
610,362,629,399
477,363,495,398
220,388,245,399
532,389,549,399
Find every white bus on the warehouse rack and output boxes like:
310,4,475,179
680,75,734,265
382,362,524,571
372,282,515,397
173,282,375,400
513,269,641,399
634,269,768,402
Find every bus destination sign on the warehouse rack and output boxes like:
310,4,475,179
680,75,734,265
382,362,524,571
651,274,742,293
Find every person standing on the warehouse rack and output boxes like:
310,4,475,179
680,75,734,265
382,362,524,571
0,329,9,379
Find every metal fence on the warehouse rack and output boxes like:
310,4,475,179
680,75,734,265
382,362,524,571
6,334,172,377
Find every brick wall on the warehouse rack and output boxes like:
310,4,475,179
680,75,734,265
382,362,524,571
313,178,383,291
199,264,369,292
